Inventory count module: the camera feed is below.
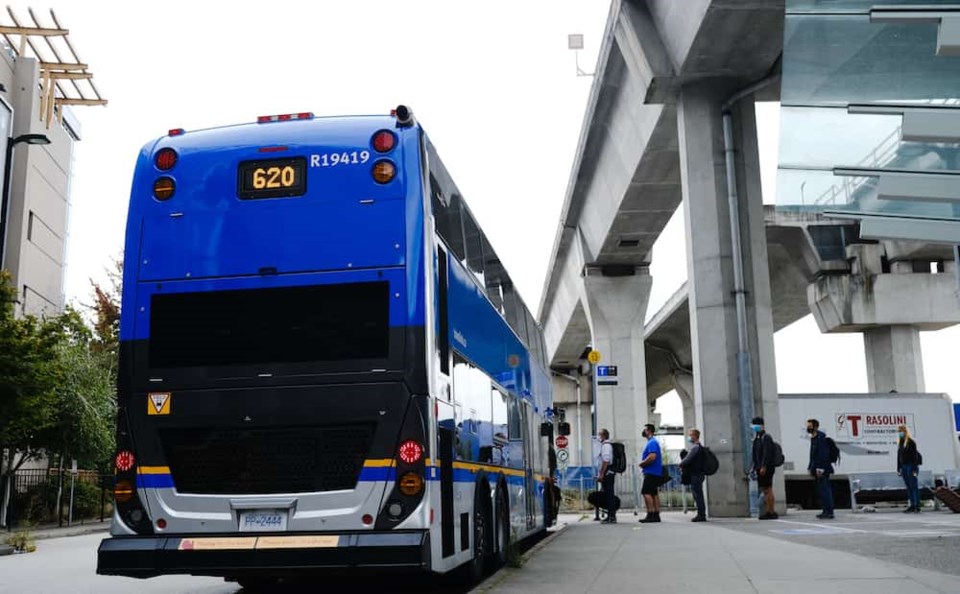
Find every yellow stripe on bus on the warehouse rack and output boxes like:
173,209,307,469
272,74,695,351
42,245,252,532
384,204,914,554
138,466,171,475
453,461,526,478
363,459,395,468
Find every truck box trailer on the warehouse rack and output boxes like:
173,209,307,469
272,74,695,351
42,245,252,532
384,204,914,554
777,393,960,509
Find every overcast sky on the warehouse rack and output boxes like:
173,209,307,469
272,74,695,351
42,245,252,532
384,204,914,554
25,1,958,424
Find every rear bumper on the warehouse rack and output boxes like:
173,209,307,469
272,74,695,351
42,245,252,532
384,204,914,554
97,531,430,578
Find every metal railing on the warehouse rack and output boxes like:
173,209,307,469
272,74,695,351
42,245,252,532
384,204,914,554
559,464,693,515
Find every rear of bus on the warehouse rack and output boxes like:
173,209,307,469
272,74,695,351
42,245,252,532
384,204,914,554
97,110,435,579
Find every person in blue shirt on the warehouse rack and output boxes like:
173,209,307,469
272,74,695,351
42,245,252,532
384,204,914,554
638,423,663,523
807,418,835,520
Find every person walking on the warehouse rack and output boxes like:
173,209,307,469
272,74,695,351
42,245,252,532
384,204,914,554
679,428,707,522
807,418,835,520
897,424,922,513
750,417,778,520
596,428,617,524
638,424,663,524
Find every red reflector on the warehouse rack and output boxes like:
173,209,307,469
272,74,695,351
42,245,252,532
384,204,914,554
257,115,272,123
258,146,288,153
398,440,424,465
115,450,135,472
372,130,397,153
156,518,167,529
278,114,292,121
168,128,185,136
297,112,313,119
362,514,373,526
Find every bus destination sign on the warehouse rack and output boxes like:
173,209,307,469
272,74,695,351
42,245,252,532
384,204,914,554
238,157,307,199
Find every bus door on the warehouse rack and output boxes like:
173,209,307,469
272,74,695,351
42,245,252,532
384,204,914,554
521,402,537,529
437,400,456,558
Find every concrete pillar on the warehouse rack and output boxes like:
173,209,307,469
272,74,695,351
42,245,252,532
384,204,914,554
864,326,925,392
677,84,782,517
672,372,697,433
583,272,652,471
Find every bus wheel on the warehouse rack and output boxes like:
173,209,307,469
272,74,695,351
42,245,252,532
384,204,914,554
468,488,489,582
492,489,509,568
235,576,277,591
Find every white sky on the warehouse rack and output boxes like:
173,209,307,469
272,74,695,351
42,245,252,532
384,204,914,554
26,2,957,424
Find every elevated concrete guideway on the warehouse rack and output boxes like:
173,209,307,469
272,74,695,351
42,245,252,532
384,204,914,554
538,0,785,516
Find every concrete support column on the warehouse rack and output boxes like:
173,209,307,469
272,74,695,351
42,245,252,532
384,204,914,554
864,326,925,393
583,272,652,470
671,372,697,433
677,84,782,517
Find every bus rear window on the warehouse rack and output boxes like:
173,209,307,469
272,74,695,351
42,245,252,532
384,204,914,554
149,282,390,368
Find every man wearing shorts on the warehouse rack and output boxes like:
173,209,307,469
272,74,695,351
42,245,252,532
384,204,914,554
638,423,663,523
751,416,778,520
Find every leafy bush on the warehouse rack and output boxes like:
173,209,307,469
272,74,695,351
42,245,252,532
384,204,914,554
5,526,36,553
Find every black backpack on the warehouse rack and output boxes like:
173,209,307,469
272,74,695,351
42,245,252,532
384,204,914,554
610,442,627,474
702,447,719,476
772,440,785,468
826,437,841,465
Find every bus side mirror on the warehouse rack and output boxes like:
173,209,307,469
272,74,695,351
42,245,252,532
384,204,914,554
540,422,553,437
558,422,571,436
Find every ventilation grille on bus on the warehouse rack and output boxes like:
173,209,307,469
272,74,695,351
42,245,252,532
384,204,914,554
160,424,376,495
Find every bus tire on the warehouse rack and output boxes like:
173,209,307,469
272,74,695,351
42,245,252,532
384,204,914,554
492,487,509,568
468,483,490,582
234,576,277,591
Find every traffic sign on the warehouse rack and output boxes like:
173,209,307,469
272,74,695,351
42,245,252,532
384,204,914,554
587,350,601,364
555,435,569,449
557,448,569,463
597,365,618,377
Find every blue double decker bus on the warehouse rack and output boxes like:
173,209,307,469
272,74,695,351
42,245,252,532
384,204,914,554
97,106,555,585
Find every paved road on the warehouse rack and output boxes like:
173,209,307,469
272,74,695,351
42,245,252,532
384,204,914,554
478,510,960,594
719,508,960,577
0,532,482,594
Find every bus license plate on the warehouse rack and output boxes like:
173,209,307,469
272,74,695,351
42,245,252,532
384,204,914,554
239,510,288,532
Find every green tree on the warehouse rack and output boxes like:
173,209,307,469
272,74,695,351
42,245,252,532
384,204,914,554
0,272,63,475
38,308,116,471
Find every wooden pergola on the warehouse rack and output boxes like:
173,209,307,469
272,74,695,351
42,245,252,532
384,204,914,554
0,7,106,128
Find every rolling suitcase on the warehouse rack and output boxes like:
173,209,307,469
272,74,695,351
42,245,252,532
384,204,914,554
935,486,960,513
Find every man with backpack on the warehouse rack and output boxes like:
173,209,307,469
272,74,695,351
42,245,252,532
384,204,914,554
679,428,713,522
595,428,618,524
807,418,836,520
751,416,780,520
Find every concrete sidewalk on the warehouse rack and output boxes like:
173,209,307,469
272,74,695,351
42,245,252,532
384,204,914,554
6,519,110,541
479,512,959,594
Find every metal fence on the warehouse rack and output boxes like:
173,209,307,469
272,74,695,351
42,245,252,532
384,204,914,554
559,464,694,515
2,467,110,529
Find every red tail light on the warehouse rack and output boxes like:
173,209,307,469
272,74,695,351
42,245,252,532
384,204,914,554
398,440,424,465
115,450,136,472
168,128,185,136
372,130,396,153
257,112,314,123
154,148,178,171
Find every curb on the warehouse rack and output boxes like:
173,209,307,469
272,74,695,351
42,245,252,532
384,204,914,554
32,523,110,541
469,522,570,593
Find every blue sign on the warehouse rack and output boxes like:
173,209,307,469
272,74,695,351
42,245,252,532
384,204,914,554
597,366,618,377
954,404,959,432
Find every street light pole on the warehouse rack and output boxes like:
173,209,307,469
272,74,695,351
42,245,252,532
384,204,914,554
0,133,51,272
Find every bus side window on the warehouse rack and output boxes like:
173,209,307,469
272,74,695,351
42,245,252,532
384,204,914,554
437,248,450,376
506,395,523,470
491,387,509,466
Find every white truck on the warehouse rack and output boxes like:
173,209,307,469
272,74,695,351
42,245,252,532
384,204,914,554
777,393,960,507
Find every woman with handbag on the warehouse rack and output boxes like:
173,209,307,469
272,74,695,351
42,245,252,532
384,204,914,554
897,424,922,513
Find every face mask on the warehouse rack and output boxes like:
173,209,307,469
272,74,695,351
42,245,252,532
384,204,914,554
898,432,905,439
687,436,695,444
751,425,762,433
806,427,816,435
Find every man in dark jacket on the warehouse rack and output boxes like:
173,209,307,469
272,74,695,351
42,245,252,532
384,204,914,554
750,416,778,520
807,418,835,519
679,428,707,522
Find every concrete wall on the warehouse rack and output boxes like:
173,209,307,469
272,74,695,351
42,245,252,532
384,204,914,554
0,48,78,317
